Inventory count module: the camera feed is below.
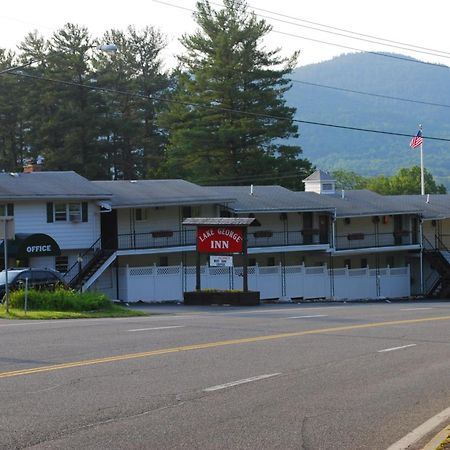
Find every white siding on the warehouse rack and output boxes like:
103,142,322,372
14,201,100,250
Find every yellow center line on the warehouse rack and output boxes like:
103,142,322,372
1,315,450,379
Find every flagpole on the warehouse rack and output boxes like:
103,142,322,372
419,124,425,195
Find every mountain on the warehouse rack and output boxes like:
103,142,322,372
285,52,450,186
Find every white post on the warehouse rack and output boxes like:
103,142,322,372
3,220,9,313
419,219,424,295
420,141,425,196
419,124,425,196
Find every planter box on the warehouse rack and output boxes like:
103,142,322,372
347,233,365,240
184,290,260,306
152,230,174,238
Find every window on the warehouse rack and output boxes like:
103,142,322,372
159,256,169,267
135,208,148,221
322,183,333,191
55,256,69,273
344,259,352,269
360,258,368,268
0,204,13,217
267,257,275,266
54,203,67,221
68,203,81,222
55,203,81,222
47,202,88,223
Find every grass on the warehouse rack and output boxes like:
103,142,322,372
0,304,147,320
0,288,147,319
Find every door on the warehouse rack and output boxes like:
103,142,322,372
394,215,403,245
319,215,330,244
101,210,118,250
303,212,313,245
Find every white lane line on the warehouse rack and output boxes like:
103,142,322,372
386,405,450,450
127,326,185,332
286,314,328,319
378,344,417,353
401,307,433,311
203,373,281,392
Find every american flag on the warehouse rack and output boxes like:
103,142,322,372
409,129,423,148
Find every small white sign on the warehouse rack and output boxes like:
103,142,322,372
210,255,233,267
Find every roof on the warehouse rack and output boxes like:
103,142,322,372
390,194,450,219
0,171,111,201
182,218,255,226
92,179,234,208
212,185,335,213
315,190,423,217
303,169,335,182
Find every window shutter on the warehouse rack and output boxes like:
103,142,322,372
82,202,88,222
7,203,14,216
46,203,54,223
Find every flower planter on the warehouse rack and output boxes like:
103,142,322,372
184,290,260,306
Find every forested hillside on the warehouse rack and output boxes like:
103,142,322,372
286,52,450,187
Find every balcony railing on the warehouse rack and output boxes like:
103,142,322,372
112,229,330,251
335,231,416,250
103,228,422,252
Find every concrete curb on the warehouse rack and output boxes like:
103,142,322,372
421,424,450,450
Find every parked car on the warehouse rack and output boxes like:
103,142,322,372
0,268,66,299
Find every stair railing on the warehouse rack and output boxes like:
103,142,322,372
63,236,102,286
422,234,450,297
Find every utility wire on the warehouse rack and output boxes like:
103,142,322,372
154,0,450,106
217,0,450,58
290,79,450,109
6,69,450,143
153,0,450,69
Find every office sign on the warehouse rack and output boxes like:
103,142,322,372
197,227,243,253
17,233,61,257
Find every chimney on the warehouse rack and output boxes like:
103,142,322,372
23,163,43,173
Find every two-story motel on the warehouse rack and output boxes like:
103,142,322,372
2,167,450,302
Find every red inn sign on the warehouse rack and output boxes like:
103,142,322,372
197,226,243,253
182,217,255,292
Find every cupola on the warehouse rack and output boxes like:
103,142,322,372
302,169,336,195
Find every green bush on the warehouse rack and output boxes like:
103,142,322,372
8,288,112,311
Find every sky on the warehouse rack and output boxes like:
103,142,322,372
1,0,449,70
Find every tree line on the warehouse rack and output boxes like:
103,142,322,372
0,0,312,189
333,166,447,194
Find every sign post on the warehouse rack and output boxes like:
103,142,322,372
0,217,15,313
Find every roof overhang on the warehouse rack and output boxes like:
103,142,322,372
111,198,235,209
335,210,421,218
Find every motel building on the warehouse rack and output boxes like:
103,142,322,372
2,166,450,302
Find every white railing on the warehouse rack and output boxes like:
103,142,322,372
110,264,410,303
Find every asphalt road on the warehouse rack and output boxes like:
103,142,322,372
0,301,449,450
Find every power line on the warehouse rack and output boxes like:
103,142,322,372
6,69,450,143
150,3,450,114
228,1,450,58
153,0,450,69
289,79,450,109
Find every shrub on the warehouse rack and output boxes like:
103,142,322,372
8,288,112,311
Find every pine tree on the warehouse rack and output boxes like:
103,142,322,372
159,0,312,188
94,26,169,179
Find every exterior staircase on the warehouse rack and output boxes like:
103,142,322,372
423,236,450,297
68,249,115,291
